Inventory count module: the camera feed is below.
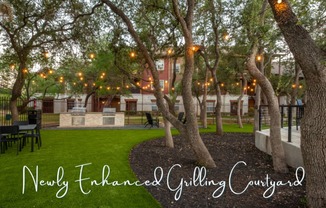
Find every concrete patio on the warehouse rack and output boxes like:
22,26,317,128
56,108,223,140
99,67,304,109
255,127,303,168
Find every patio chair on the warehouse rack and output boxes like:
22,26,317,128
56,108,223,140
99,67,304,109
18,124,41,152
0,125,25,155
144,113,159,128
177,112,186,124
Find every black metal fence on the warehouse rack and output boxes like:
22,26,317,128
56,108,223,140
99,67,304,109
258,104,304,142
0,97,26,126
1,96,253,127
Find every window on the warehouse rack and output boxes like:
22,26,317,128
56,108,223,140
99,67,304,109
151,100,158,111
126,100,137,112
150,80,164,90
159,80,164,89
67,99,75,111
174,100,180,112
155,60,164,71
175,64,180,73
207,101,215,112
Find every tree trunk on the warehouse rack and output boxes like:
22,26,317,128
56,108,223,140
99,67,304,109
247,43,288,173
83,91,96,108
301,84,326,208
200,100,207,128
179,46,216,168
268,0,326,205
200,69,208,128
10,63,26,122
237,78,246,128
209,70,223,135
290,62,301,105
103,0,216,168
215,89,223,135
254,84,261,132
163,118,174,148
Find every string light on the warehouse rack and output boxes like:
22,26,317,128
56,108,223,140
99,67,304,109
89,53,95,59
44,52,50,58
10,64,15,70
192,45,200,52
223,32,230,41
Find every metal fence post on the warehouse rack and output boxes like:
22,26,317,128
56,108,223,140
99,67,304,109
280,105,284,128
287,105,292,142
258,105,262,131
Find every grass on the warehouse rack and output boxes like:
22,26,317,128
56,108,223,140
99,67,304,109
200,123,254,134
0,124,253,208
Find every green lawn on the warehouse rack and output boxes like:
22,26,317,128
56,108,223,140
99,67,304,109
0,124,253,208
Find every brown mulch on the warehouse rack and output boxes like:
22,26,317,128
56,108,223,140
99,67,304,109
129,133,306,208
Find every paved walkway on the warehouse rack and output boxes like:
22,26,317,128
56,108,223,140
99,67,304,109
259,127,301,148
256,127,303,168
53,124,154,130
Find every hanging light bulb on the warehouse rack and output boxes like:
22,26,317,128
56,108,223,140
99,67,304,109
10,64,15,70
277,0,282,3
130,52,136,58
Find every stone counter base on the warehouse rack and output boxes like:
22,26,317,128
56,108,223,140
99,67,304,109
60,112,125,127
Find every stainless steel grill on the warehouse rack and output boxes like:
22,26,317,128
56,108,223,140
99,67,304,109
102,108,116,116
71,107,86,116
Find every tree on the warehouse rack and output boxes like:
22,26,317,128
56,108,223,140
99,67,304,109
0,0,103,121
245,0,288,173
102,0,216,168
195,0,226,136
268,0,326,206
236,74,247,128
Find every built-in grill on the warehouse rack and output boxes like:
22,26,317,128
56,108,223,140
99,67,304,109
102,108,116,116
102,108,116,125
71,107,86,116
71,107,86,125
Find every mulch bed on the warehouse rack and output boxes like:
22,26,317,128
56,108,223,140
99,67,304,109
129,133,306,208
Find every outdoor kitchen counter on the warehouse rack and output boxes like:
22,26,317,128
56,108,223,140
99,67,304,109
59,112,125,127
